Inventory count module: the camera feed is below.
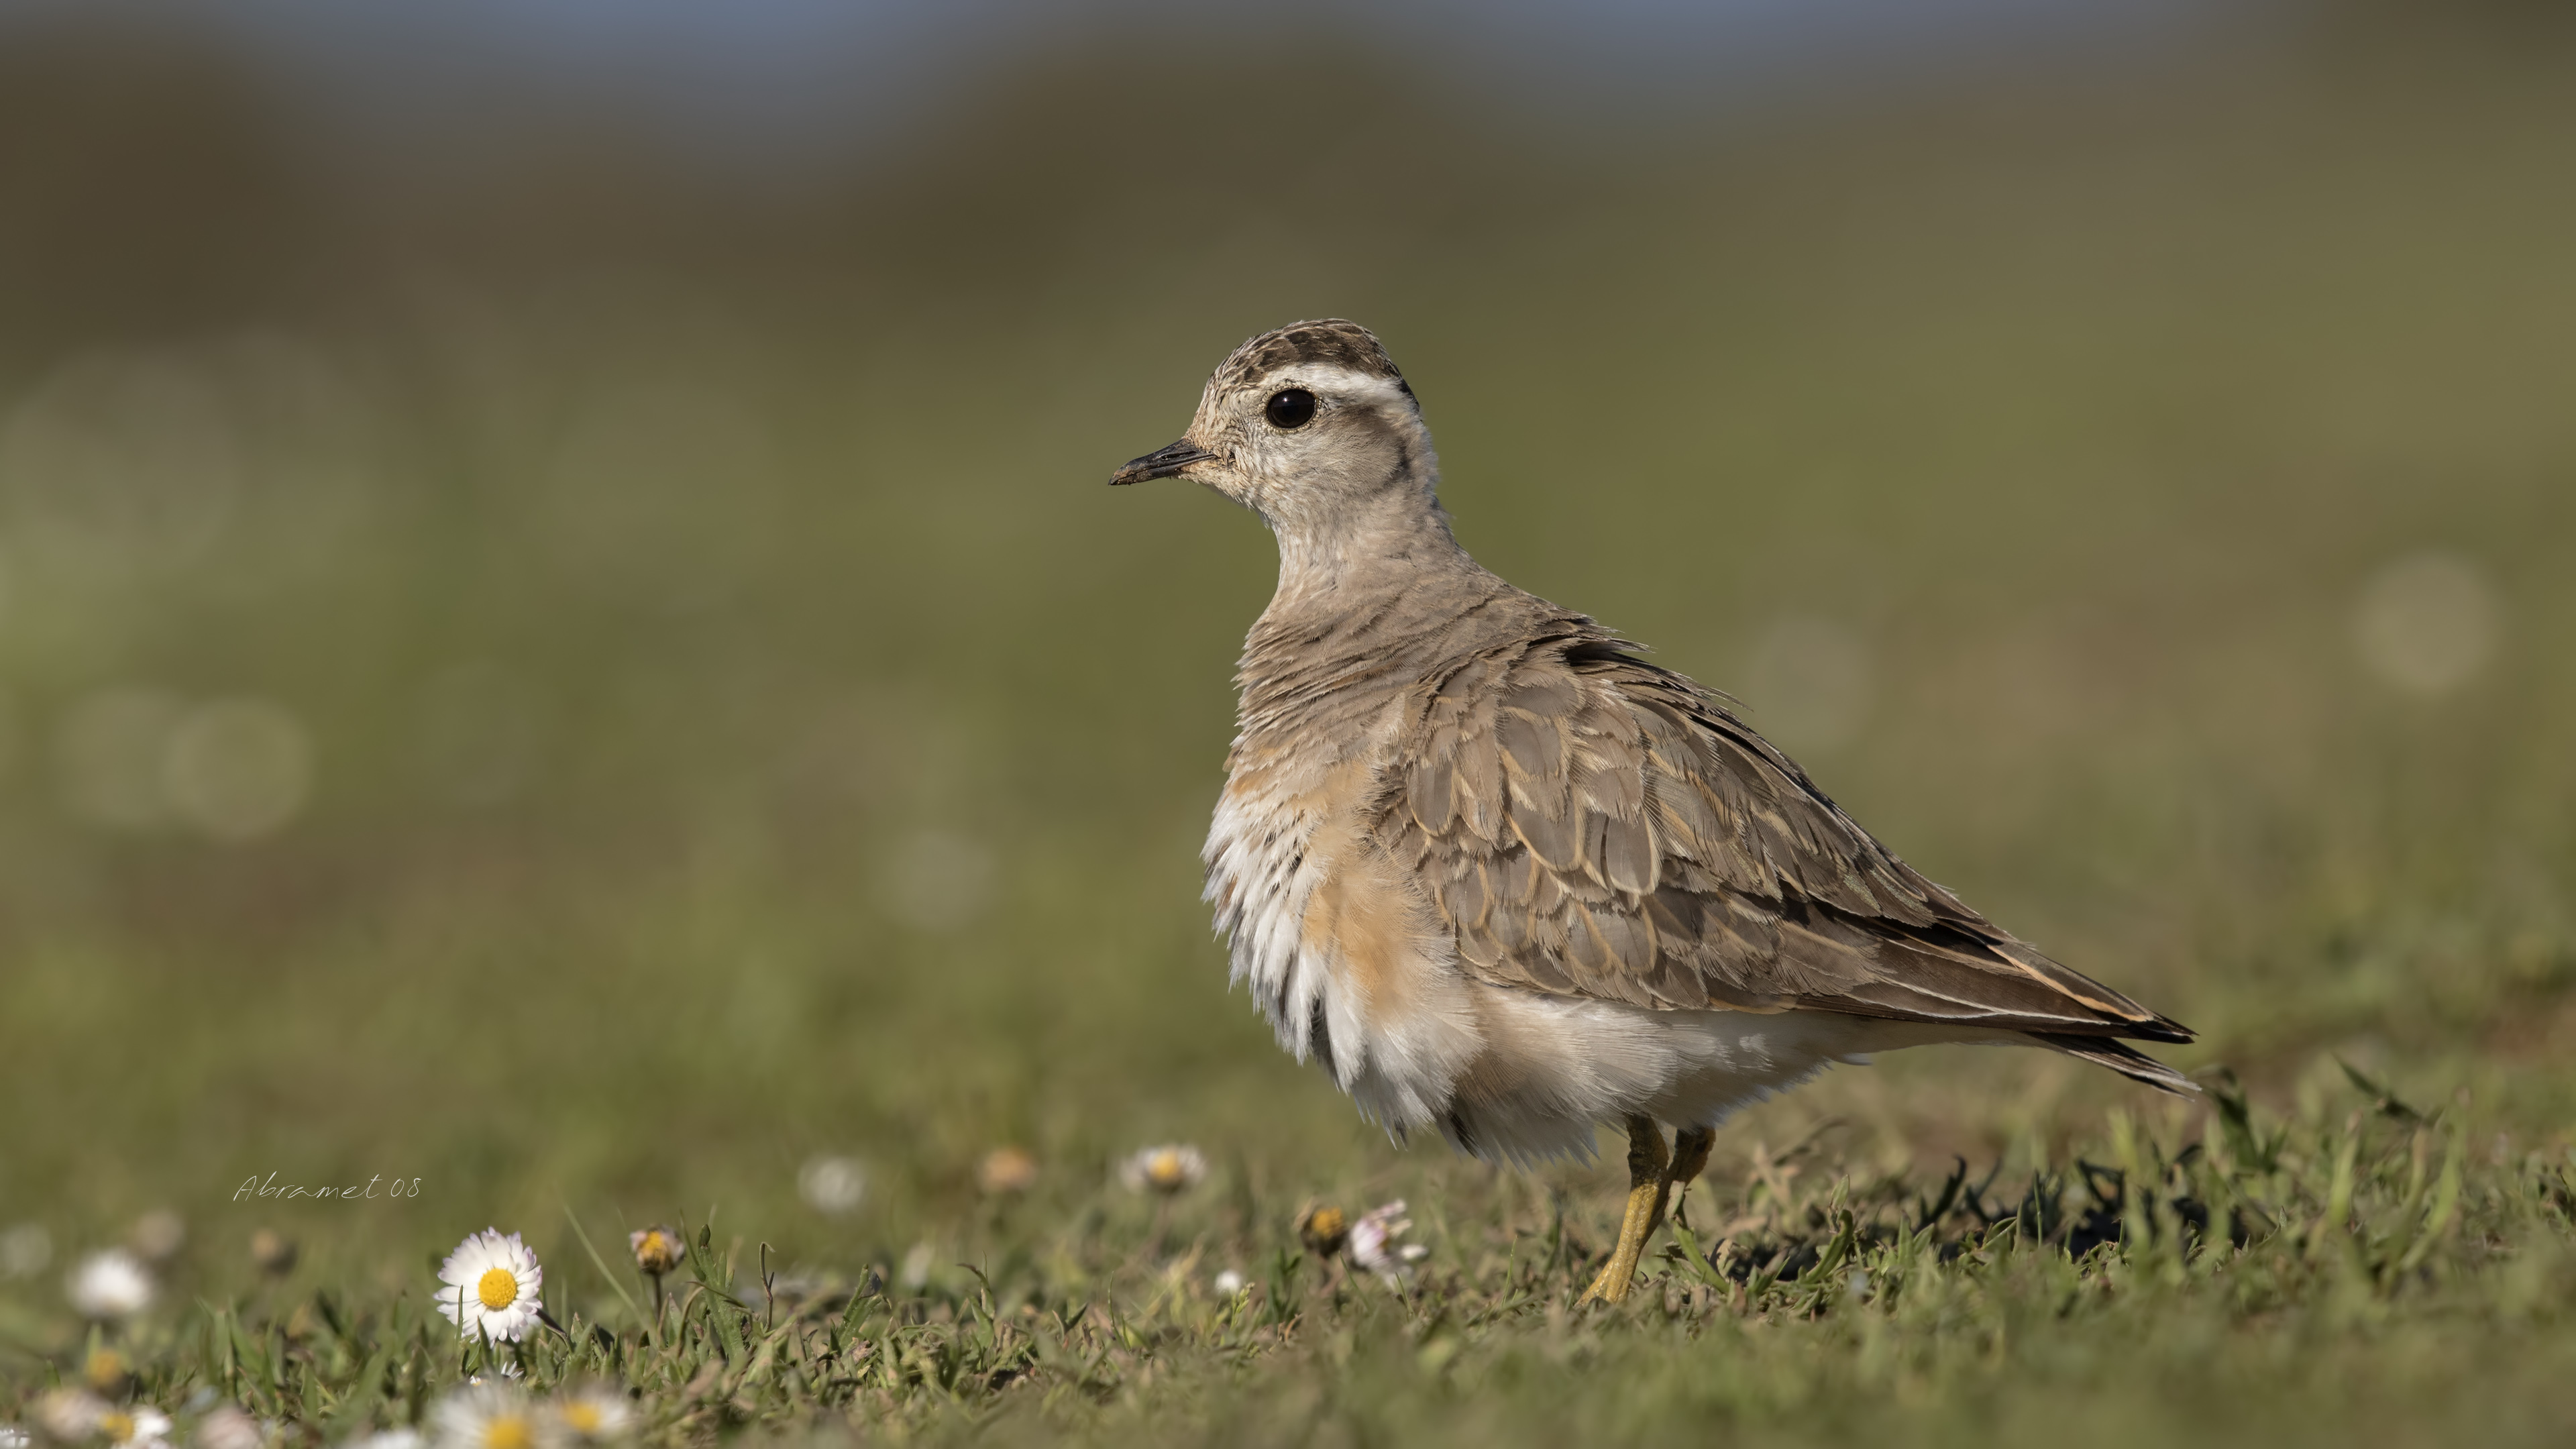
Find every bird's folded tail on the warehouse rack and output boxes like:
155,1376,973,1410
2025,1032,2198,1095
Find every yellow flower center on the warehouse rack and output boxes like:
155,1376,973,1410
483,1414,532,1449
563,1403,602,1434
101,1412,135,1443
1147,1149,1183,1188
477,1267,519,1311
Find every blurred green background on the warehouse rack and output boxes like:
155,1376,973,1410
0,0,2571,1307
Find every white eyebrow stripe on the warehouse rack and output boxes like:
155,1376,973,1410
1279,365,1413,409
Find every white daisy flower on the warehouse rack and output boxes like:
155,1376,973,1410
625,1227,684,1278
3,1423,31,1449
435,1230,544,1343
547,1387,631,1444
1296,1205,1350,1257
1212,1269,1246,1295
796,1156,867,1216
430,1385,545,1449
189,1406,260,1449
97,1407,172,1449
1347,1200,1429,1285
33,1389,108,1442
66,1248,155,1319
1116,1144,1207,1195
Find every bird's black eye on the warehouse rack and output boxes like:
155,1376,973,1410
1265,388,1318,429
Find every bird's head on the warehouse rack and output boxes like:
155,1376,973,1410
1111,320,1438,537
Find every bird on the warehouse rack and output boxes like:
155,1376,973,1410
1110,319,2193,1303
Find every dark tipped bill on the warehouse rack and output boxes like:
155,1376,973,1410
1110,438,1218,486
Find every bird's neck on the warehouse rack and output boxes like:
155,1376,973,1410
1267,483,1468,614
1239,485,1525,728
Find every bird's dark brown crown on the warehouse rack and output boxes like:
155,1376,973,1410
1214,319,1410,396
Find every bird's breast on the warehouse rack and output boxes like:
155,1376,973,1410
1203,698,1487,1132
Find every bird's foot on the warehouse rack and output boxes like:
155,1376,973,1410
1580,1120,1718,1305
1580,1116,1670,1304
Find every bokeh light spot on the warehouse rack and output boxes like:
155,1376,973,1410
798,1155,867,1216
880,828,996,932
163,697,314,841
0,352,239,577
2353,551,2500,697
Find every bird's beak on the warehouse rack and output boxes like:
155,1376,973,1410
1110,438,1218,486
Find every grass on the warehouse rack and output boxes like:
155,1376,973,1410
5,7,2576,1446
19,1075,2576,1447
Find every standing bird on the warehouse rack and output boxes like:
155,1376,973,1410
1112,320,2192,1303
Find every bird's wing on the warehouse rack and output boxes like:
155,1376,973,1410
1378,632,2192,1076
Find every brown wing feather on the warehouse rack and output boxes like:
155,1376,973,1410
1385,636,2193,1058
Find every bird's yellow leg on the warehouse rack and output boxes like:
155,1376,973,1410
1653,1125,1717,1238
1580,1116,1670,1304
